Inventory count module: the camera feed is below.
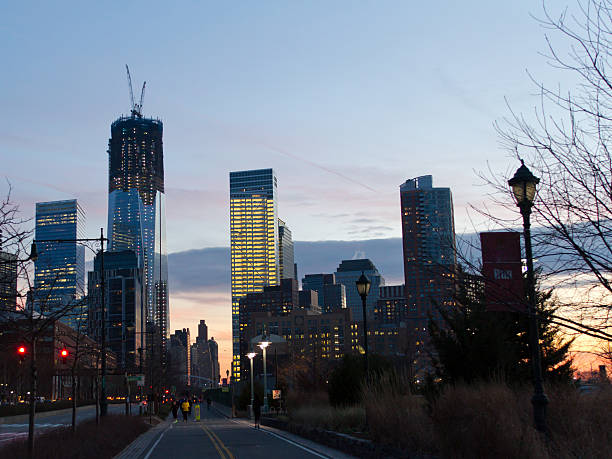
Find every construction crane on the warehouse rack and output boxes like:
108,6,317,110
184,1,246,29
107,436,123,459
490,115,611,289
125,64,146,118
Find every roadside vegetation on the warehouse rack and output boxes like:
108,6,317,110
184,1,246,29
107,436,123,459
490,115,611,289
0,415,150,459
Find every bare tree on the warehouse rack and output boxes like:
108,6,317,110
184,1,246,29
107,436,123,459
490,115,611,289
0,186,93,457
483,0,612,340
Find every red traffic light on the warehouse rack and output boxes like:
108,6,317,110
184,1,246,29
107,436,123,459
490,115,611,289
61,349,68,357
165,389,169,394
17,346,26,363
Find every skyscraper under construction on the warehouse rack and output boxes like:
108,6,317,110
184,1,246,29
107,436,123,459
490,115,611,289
107,67,169,356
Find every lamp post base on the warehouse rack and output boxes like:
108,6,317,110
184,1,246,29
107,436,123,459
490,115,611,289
531,392,548,433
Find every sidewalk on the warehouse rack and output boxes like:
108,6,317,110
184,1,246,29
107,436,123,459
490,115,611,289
213,405,355,459
114,417,171,459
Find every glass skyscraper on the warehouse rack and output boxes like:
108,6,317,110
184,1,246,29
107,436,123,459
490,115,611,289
334,259,384,321
34,200,86,330
230,168,279,381
278,218,295,280
107,114,168,349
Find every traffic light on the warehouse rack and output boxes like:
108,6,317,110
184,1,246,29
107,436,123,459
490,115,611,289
60,349,68,364
17,346,26,363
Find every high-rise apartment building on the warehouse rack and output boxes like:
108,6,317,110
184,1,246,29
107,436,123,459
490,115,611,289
334,259,384,321
34,200,85,330
169,328,190,387
278,219,295,280
230,168,279,380
400,175,456,330
107,110,168,351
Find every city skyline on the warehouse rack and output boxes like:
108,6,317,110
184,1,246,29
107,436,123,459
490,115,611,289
1,1,603,376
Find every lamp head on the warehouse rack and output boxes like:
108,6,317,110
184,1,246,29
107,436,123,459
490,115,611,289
355,271,371,297
508,160,539,206
258,341,271,350
247,352,257,360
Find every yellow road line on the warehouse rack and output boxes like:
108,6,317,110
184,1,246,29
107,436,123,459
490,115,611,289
201,424,227,459
208,426,234,459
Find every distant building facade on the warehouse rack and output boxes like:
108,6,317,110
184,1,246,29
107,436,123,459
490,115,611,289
302,273,347,313
247,307,356,362
0,239,17,318
191,320,220,387
400,175,456,331
169,328,190,387
334,259,384,321
87,250,143,371
278,219,295,280
374,285,407,323
34,200,85,330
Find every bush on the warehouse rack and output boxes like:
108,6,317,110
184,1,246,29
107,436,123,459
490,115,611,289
363,370,433,452
432,383,545,458
0,415,149,459
546,384,612,458
328,354,391,406
290,404,365,433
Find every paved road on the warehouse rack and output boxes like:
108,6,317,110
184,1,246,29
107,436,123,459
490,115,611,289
146,407,347,459
0,403,137,447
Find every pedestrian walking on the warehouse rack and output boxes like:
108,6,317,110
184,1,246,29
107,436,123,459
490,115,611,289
253,395,261,429
206,397,211,411
180,399,190,422
171,400,179,423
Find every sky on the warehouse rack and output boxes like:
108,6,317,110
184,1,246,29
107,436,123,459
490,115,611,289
1,1,590,375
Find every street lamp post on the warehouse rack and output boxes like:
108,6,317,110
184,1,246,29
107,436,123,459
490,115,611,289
247,352,257,419
258,338,271,413
508,160,548,433
355,272,371,375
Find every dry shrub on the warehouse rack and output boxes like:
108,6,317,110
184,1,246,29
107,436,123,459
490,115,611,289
0,415,149,459
363,371,434,453
547,384,612,459
286,390,329,412
432,383,547,459
290,404,365,433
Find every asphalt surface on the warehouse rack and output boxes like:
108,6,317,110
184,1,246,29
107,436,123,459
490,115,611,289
0,403,138,447
147,408,335,459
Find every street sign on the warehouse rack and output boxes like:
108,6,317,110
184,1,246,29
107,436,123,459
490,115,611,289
272,389,281,400
127,374,145,386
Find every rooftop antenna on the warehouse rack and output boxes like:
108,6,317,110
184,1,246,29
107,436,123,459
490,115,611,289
125,64,146,118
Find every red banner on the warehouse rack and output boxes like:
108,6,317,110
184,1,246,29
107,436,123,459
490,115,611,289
480,232,525,312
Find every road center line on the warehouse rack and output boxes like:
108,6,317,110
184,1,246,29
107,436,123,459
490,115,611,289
201,424,229,459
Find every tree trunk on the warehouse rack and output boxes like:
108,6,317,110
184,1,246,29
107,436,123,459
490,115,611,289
71,366,76,433
27,339,37,459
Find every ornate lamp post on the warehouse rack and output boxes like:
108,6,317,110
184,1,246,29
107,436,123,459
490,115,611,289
258,337,271,413
508,160,548,433
355,272,371,375
247,352,257,419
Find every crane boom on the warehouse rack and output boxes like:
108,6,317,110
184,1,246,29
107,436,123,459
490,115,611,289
126,64,135,114
139,81,146,116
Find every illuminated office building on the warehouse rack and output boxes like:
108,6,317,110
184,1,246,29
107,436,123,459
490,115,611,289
230,168,279,381
107,112,168,351
34,200,86,330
